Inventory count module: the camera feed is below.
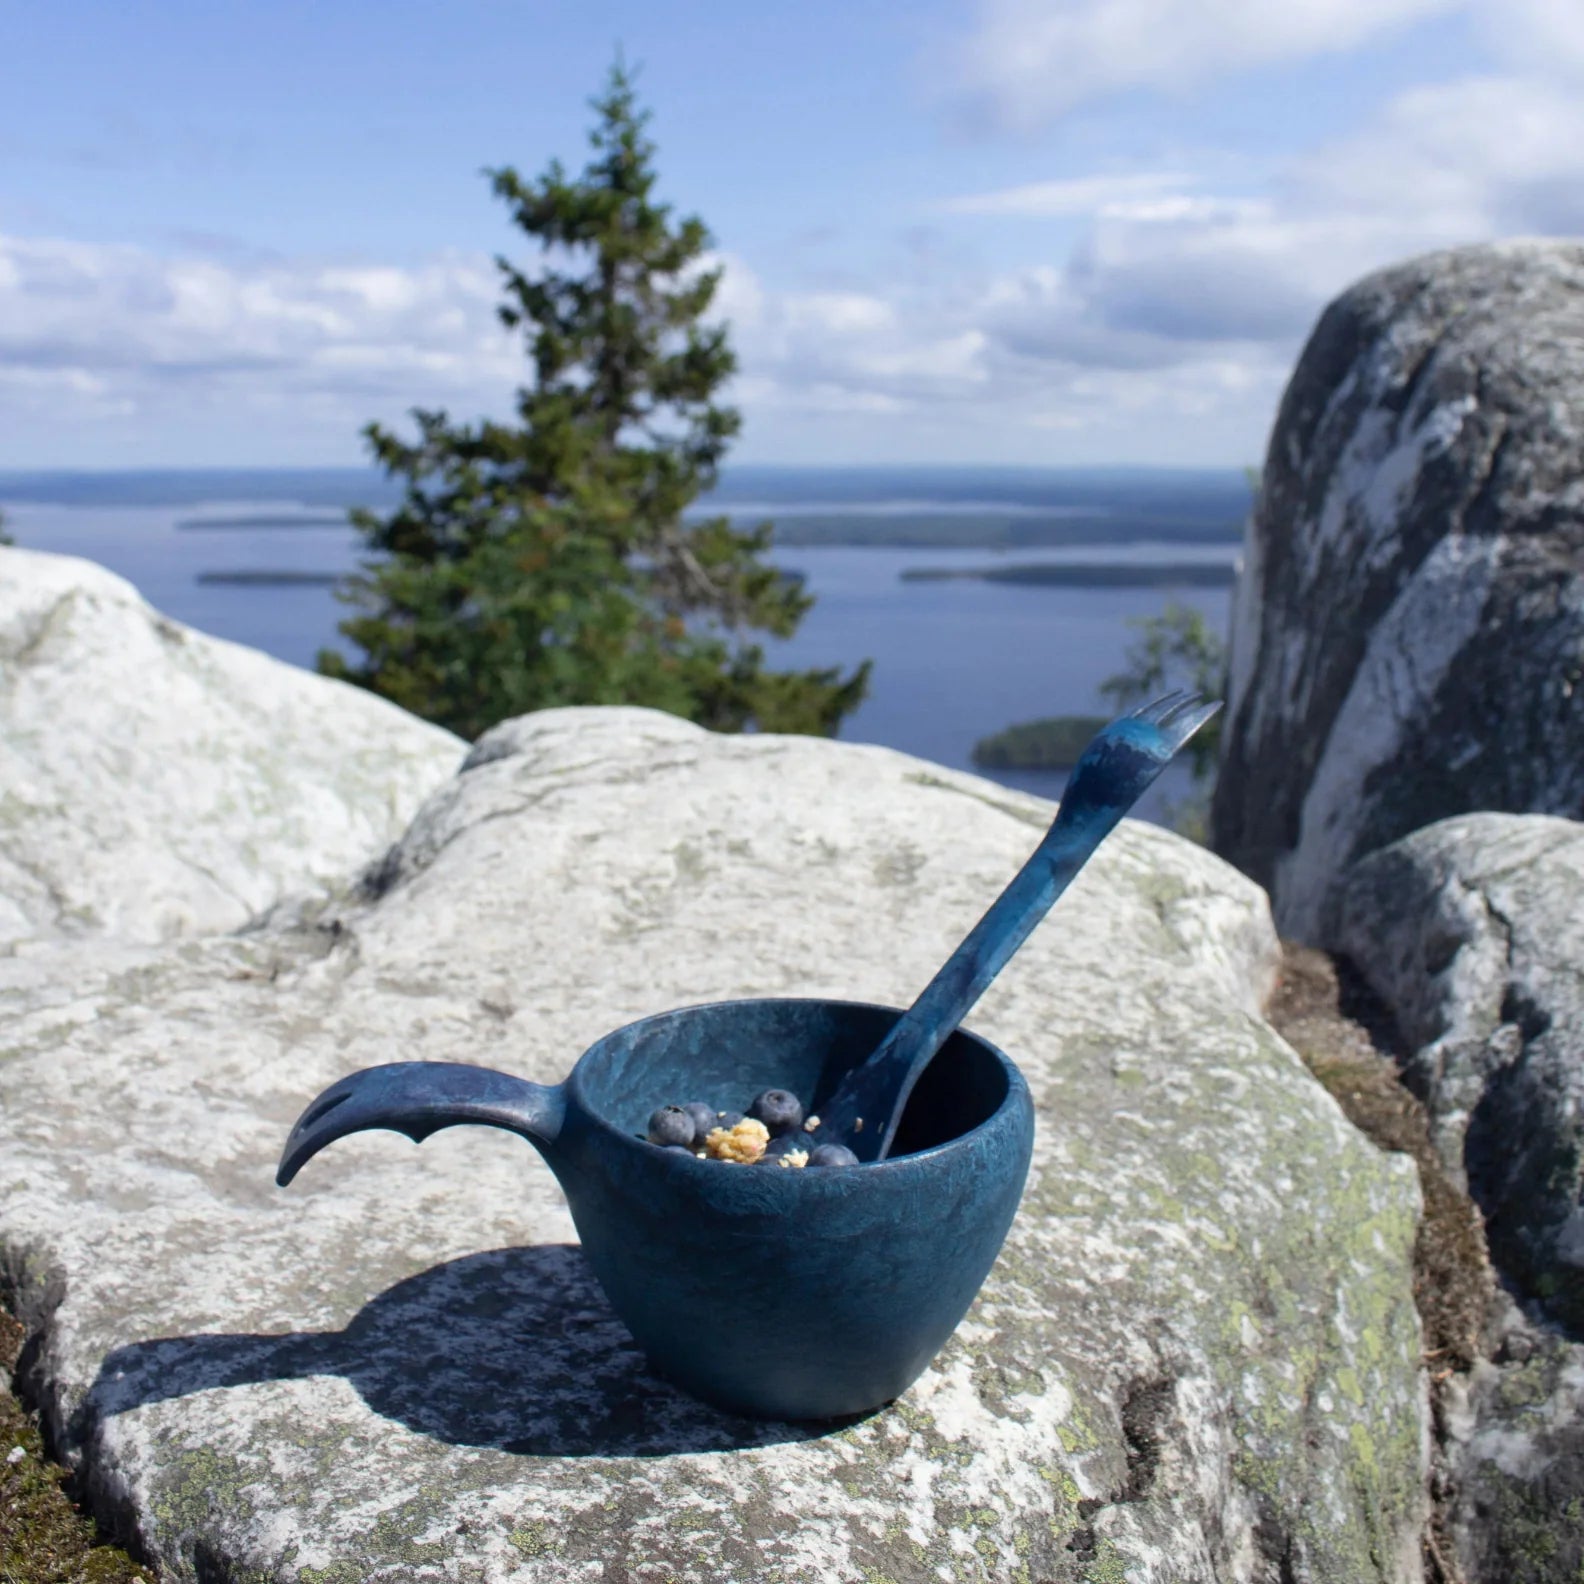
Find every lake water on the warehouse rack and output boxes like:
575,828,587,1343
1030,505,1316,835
1,487,1237,825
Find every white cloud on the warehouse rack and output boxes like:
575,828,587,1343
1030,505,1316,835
939,171,1194,217
701,248,1292,464
946,0,1584,131
0,232,518,440
1045,65,1584,361
783,292,898,336
0,233,1003,460
1096,195,1268,223
922,0,1584,426
709,253,992,408
1298,74,1584,235
1476,0,1584,77
953,0,1463,128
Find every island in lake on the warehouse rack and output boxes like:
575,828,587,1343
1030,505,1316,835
196,571,346,587
902,561,1236,589
972,716,1109,770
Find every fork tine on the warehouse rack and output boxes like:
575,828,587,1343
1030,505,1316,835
1133,688,1190,718
1162,698,1221,750
1128,688,1193,724
1156,690,1207,729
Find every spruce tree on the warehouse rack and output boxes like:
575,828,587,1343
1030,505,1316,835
319,62,870,742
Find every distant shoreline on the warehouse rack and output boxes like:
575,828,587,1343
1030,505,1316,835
0,463,1253,536
765,515,1238,548
4,465,1250,554
902,561,1237,589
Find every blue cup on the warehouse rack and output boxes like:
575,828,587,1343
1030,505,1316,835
279,997,1034,1421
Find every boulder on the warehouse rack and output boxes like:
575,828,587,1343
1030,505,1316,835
1441,1304,1584,1584
1328,812,1584,1328
1210,240,1584,942
0,705,1428,1583
0,546,466,946
1326,812,1584,1584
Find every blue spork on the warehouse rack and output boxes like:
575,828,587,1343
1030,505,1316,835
814,689,1221,1162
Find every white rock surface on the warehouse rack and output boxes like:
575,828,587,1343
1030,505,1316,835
0,546,466,944
1,705,1428,1583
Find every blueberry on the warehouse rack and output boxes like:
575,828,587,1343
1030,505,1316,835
807,1143,859,1167
681,1101,717,1145
714,1110,744,1130
647,1104,696,1148
747,1088,804,1136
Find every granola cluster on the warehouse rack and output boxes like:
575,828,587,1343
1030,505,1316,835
703,1117,771,1163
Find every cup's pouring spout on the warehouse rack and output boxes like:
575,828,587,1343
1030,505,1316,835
275,1062,568,1188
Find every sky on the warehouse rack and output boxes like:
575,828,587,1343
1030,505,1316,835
2,0,1582,470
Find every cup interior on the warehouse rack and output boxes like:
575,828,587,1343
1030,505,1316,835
570,998,1012,1158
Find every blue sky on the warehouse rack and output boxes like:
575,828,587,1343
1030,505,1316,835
2,0,1581,469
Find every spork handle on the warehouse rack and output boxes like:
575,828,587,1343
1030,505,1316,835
276,1061,567,1187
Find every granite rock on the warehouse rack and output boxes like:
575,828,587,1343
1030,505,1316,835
1327,812,1584,1583
1210,239,1584,941
0,704,1428,1583
0,546,465,945
1439,1300,1584,1584
1328,812,1584,1330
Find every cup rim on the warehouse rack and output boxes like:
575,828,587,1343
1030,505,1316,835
569,994,1030,1176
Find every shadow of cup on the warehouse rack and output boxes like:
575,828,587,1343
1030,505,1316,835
82,1246,840,1459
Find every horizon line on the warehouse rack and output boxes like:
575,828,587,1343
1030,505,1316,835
0,460,1254,477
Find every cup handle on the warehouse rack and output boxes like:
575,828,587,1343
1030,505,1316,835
276,1062,567,1187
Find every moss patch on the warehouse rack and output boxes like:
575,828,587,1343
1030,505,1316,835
0,1302,160,1583
1265,943,1493,1369
1265,940,1497,1584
